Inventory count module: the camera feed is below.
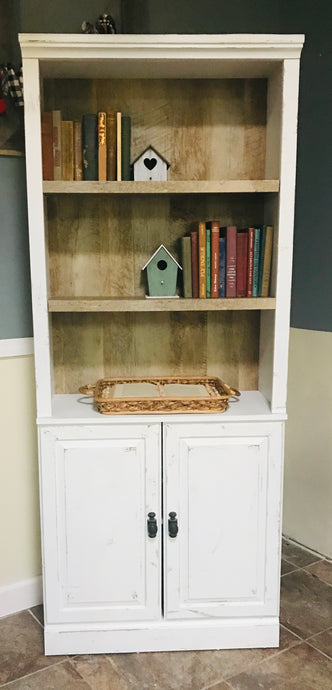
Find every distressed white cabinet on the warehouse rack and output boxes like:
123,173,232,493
19,33,304,654
39,419,283,653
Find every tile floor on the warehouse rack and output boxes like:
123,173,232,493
0,538,331,689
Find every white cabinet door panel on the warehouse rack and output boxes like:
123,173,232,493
164,422,283,620
40,424,161,624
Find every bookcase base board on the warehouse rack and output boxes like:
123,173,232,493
44,618,279,656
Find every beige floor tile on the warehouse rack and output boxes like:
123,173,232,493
0,660,91,689
282,539,322,568
280,569,332,638
0,610,65,685
226,642,332,689
305,560,332,586
71,655,129,689
281,558,299,575
194,626,300,682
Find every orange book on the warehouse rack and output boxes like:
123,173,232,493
98,111,107,181
198,222,206,298
211,221,220,298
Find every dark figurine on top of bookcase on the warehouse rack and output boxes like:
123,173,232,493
81,13,116,35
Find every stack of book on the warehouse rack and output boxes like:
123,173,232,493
181,223,274,299
41,110,131,182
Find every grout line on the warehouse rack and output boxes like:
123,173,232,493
221,637,304,683
67,657,94,689
304,639,332,662
28,607,44,630
0,659,69,688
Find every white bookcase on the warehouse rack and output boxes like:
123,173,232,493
19,33,304,654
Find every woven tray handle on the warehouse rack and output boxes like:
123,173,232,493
223,383,241,398
79,383,96,396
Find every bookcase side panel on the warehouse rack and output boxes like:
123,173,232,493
22,58,53,416
271,59,301,414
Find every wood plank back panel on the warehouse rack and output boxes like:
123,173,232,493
48,194,266,298
44,78,267,181
52,312,259,394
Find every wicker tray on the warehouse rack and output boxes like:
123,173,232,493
79,376,240,415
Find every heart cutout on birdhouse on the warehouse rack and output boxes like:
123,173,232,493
144,157,157,171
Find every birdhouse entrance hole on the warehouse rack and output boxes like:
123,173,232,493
157,260,167,270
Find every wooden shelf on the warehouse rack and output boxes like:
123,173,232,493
48,297,276,313
43,180,279,195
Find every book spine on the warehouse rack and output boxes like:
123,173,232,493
181,236,192,298
236,230,248,297
41,112,53,180
73,120,83,181
52,110,61,180
98,111,107,181
218,236,226,297
206,226,211,298
121,115,131,181
211,221,220,298
116,112,122,181
226,225,237,297
60,121,74,181
190,231,199,298
82,114,98,181
252,227,261,297
198,222,206,298
257,225,266,296
106,110,117,181
261,225,274,297
247,227,255,297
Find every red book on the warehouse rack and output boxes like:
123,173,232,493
41,112,53,180
236,230,248,297
210,221,220,298
190,230,199,298
247,227,255,297
226,225,237,297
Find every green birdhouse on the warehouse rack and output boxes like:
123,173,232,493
142,244,182,297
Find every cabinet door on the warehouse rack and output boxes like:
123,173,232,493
164,422,283,619
40,423,161,623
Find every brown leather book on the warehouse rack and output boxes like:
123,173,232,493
41,112,53,180
74,120,83,181
52,110,61,180
61,121,74,181
106,110,117,180
98,111,107,181
261,225,274,297
198,222,206,298
190,230,199,298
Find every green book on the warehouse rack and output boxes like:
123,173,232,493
121,115,131,181
206,227,211,297
181,236,192,298
252,227,261,297
257,225,266,297
82,114,98,181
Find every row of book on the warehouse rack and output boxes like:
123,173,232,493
41,110,131,182
181,223,274,299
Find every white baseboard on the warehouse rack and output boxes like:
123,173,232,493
0,337,34,358
0,576,42,618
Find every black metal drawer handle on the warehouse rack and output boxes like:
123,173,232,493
147,512,158,538
168,511,178,538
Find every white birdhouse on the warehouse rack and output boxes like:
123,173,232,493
132,145,170,181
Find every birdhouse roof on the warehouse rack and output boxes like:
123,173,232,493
142,244,182,271
132,145,171,168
